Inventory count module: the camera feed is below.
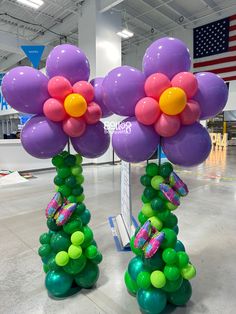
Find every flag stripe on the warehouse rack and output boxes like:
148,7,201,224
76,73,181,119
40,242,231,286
222,75,236,81
229,25,236,31
193,55,236,67
203,65,236,74
229,46,236,52
229,35,236,41
230,14,236,21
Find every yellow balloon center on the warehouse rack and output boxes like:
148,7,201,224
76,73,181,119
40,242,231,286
64,93,87,117
159,87,187,115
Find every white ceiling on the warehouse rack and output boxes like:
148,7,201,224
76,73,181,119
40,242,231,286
0,0,235,70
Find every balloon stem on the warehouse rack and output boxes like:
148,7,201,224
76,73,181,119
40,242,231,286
67,140,71,154
158,137,162,167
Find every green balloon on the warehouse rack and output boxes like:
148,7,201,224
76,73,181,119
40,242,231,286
124,271,138,295
65,176,77,188
141,194,150,204
47,218,61,231
45,270,73,297
60,151,70,158
177,252,189,268
75,203,86,215
160,162,173,178
146,163,160,177
39,232,51,245
63,217,82,234
164,213,178,229
72,185,83,196
50,231,71,253
175,240,185,252
64,154,76,167
75,154,83,165
92,252,103,264
81,226,94,248
75,261,99,288
157,190,168,201
167,279,192,306
58,185,71,198
150,197,164,211
137,271,151,289
156,209,170,222
165,201,178,211
71,165,83,176
162,248,178,265
43,264,50,273
137,288,167,314
57,167,71,179
161,228,177,249
47,256,60,271
151,175,164,190
52,155,64,168
144,186,157,201
162,276,183,292
54,175,65,186
67,195,77,203
76,175,84,185
138,211,148,225
128,256,147,281
130,236,143,256
76,194,85,203
140,175,151,187
142,250,164,271
164,265,180,281
80,209,91,225
63,255,87,275
85,245,98,259
38,244,51,257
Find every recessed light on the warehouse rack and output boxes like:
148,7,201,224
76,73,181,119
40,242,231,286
17,0,44,9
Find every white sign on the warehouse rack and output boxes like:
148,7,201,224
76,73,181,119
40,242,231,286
120,160,132,236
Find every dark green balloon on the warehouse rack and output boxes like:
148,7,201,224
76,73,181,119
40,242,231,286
50,231,71,253
47,218,61,231
160,162,173,178
138,211,148,224
146,163,160,177
60,151,70,158
54,175,65,186
141,194,150,204
137,288,167,314
157,190,168,201
57,167,71,179
52,155,64,168
130,236,143,256
164,213,178,228
64,154,76,167
124,271,138,295
38,244,51,257
161,228,177,249
72,185,83,196
175,240,185,252
140,175,151,187
47,256,60,271
167,280,192,306
75,203,86,215
144,186,157,201
39,232,51,245
45,270,73,297
128,256,147,281
142,250,164,271
80,209,91,225
58,185,71,197
67,195,77,203
63,217,82,234
63,255,87,275
92,252,103,264
75,261,99,288
162,276,183,293
156,209,170,222
150,197,164,211
65,176,77,188
81,226,94,248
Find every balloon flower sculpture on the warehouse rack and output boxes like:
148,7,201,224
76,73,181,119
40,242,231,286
102,37,228,313
2,44,111,298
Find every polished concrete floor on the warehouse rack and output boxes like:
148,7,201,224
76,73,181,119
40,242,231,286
0,148,236,314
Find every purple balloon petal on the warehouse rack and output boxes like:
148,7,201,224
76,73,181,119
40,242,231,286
112,117,160,163
102,66,146,116
2,66,49,114
193,72,228,120
21,115,68,158
46,44,90,84
90,77,112,118
71,121,110,158
142,37,191,79
162,122,211,167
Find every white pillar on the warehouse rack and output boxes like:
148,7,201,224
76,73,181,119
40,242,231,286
78,0,122,78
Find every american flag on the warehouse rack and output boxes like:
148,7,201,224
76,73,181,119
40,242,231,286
193,15,236,82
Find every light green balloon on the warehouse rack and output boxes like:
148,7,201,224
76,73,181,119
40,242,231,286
150,270,166,288
55,251,69,266
151,176,165,190
142,203,155,218
68,245,82,259
181,264,196,280
71,231,85,246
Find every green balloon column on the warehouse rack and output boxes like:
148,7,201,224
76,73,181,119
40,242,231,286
39,151,102,297
124,162,196,314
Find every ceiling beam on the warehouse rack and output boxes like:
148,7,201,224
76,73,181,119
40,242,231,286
200,0,219,12
99,0,125,13
159,0,194,23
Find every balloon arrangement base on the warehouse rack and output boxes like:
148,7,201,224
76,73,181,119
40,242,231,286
38,151,102,298
124,162,196,314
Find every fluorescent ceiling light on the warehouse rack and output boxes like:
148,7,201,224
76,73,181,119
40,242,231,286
17,0,44,9
117,29,134,39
